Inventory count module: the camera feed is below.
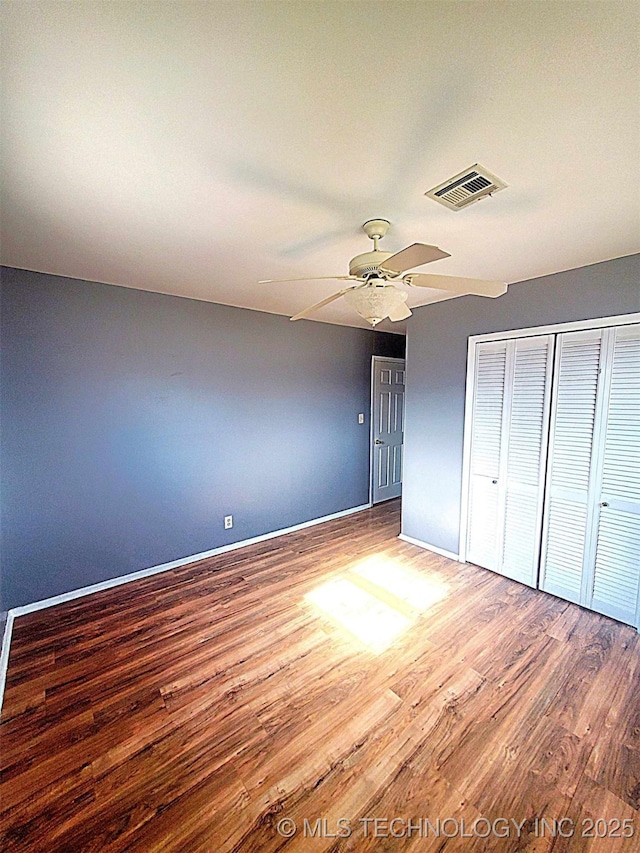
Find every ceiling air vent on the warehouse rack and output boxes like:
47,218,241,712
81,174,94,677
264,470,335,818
425,164,507,211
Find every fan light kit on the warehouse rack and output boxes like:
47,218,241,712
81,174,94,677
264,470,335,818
344,280,408,327
260,219,508,327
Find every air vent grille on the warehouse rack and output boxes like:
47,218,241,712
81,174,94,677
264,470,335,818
426,164,507,211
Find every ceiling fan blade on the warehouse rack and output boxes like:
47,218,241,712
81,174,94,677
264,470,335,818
387,303,412,322
259,275,355,284
290,286,357,321
406,274,507,297
379,243,451,275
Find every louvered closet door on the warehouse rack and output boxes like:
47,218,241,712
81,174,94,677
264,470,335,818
466,341,507,571
540,329,604,605
500,336,554,586
467,335,553,585
590,324,640,625
540,323,640,626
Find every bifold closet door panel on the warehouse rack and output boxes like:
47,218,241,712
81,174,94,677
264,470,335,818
590,324,640,625
466,341,507,571
500,336,554,586
540,329,604,605
466,335,553,585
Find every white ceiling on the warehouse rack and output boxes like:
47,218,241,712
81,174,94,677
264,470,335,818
1,1,638,333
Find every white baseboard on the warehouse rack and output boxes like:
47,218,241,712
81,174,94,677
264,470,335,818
0,502,371,717
0,613,15,718
398,532,461,562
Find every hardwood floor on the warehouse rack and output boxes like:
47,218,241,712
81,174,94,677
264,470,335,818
1,500,638,852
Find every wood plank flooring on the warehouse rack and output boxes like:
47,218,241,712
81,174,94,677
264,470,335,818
1,500,639,852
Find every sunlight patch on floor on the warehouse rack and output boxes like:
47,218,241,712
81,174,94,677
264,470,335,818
305,577,412,654
304,555,450,654
351,555,449,613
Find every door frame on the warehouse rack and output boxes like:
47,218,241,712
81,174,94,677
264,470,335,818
370,355,406,505
459,312,640,565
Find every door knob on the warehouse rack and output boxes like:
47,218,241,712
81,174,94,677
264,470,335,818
600,501,609,507
375,439,384,445
492,479,498,484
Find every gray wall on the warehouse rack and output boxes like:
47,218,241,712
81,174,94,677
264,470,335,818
0,267,400,610
402,254,640,554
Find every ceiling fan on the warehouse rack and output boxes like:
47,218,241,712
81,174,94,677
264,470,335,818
260,219,507,326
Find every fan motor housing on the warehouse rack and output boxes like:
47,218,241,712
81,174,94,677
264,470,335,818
348,250,394,279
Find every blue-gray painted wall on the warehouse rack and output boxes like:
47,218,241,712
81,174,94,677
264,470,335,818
402,254,640,555
0,267,402,610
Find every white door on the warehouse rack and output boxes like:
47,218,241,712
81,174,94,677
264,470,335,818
466,335,554,586
540,323,640,626
371,357,405,504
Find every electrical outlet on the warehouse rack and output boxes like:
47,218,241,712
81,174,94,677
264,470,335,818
358,413,365,424
224,515,233,529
